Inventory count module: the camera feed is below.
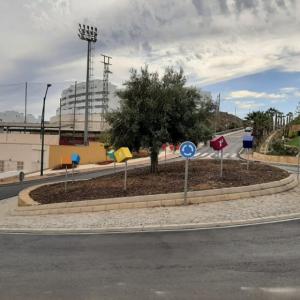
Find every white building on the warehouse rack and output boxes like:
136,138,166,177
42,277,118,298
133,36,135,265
0,111,41,123
50,79,119,132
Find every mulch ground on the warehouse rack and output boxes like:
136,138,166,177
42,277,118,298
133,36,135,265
30,160,289,204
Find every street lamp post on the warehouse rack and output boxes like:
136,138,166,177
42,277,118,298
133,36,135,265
78,23,97,145
40,84,51,176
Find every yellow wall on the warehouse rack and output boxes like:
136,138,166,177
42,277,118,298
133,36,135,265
253,152,298,164
48,142,106,169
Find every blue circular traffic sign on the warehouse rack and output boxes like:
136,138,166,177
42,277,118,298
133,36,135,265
180,141,197,158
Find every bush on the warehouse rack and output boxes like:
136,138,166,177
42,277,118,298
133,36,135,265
288,131,297,139
269,140,298,156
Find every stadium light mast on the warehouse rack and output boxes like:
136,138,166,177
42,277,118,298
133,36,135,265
78,23,97,145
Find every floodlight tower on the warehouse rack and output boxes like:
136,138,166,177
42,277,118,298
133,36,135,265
78,23,98,145
101,54,112,124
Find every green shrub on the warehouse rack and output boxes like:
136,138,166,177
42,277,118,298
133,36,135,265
269,140,298,156
288,131,297,138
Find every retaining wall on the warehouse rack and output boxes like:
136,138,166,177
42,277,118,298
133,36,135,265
252,152,298,165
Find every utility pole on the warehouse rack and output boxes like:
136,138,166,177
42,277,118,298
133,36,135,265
59,98,62,141
101,54,112,126
24,82,27,124
78,23,97,145
73,81,77,136
40,84,51,176
214,93,220,136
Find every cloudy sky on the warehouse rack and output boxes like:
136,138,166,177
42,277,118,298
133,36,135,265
0,0,300,119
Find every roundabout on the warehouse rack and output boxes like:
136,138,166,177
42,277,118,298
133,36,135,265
1,131,300,299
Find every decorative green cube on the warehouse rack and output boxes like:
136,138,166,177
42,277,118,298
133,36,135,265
107,150,115,160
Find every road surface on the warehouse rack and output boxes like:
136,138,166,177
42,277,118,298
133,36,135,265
194,130,244,160
0,220,300,299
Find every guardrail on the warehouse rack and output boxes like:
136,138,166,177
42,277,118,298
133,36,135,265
215,127,244,136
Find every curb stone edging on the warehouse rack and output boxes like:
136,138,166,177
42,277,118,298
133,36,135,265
15,174,298,216
2,212,300,234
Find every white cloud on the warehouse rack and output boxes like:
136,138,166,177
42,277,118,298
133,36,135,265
280,87,299,93
226,90,285,100
232,100,265,110
1,0,300,116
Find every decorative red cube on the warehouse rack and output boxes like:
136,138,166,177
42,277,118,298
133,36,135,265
210,136,228,151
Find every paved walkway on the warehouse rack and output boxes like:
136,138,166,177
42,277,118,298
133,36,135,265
1,183,300,233
0,151,180,185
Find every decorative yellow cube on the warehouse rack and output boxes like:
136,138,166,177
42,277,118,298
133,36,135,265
114,147,133,163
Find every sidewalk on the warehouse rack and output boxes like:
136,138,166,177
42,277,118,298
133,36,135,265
0,151,180,185
1,182,300,233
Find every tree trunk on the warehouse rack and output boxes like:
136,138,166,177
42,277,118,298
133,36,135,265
150,148,159,173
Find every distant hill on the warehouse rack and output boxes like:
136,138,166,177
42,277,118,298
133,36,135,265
211,111,243,132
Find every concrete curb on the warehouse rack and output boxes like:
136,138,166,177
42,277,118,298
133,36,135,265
15,174,297,216
2,212,300,234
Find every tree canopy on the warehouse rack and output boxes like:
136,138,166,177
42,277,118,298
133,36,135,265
106,66,214,172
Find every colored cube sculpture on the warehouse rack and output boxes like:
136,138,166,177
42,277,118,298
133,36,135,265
62,156,72,165
243,135,253,149
107,150,115,160
210,136,228,151
71,153,80,165
114,147,133,163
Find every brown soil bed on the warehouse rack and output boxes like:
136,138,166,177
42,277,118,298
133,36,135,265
30,160,289,205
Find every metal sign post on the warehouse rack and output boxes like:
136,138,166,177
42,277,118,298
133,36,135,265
165,148,167,165
65,165,68,193
247,148,249,170
72,162,75,182
180,141,197,205
220,149,223,177
114,147,133,192
210,135,228,178
71,153,80,183
124,160,128,191
242,135,253,171
184,158,189,205
297,149,300,183
107,150,116,173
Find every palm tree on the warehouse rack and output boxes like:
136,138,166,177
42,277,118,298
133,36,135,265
265,107,280,131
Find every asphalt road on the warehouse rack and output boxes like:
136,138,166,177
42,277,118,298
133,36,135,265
193,130,244,160
1,220,300,300
0,131,245,200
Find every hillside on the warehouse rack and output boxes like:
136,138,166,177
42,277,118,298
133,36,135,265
213,112,243,132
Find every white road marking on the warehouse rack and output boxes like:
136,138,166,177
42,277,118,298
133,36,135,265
200,152,208,157
231,154,237,158
241,286,300,295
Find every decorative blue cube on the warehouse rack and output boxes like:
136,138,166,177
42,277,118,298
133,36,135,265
71,153,80,165
243,135,253,149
